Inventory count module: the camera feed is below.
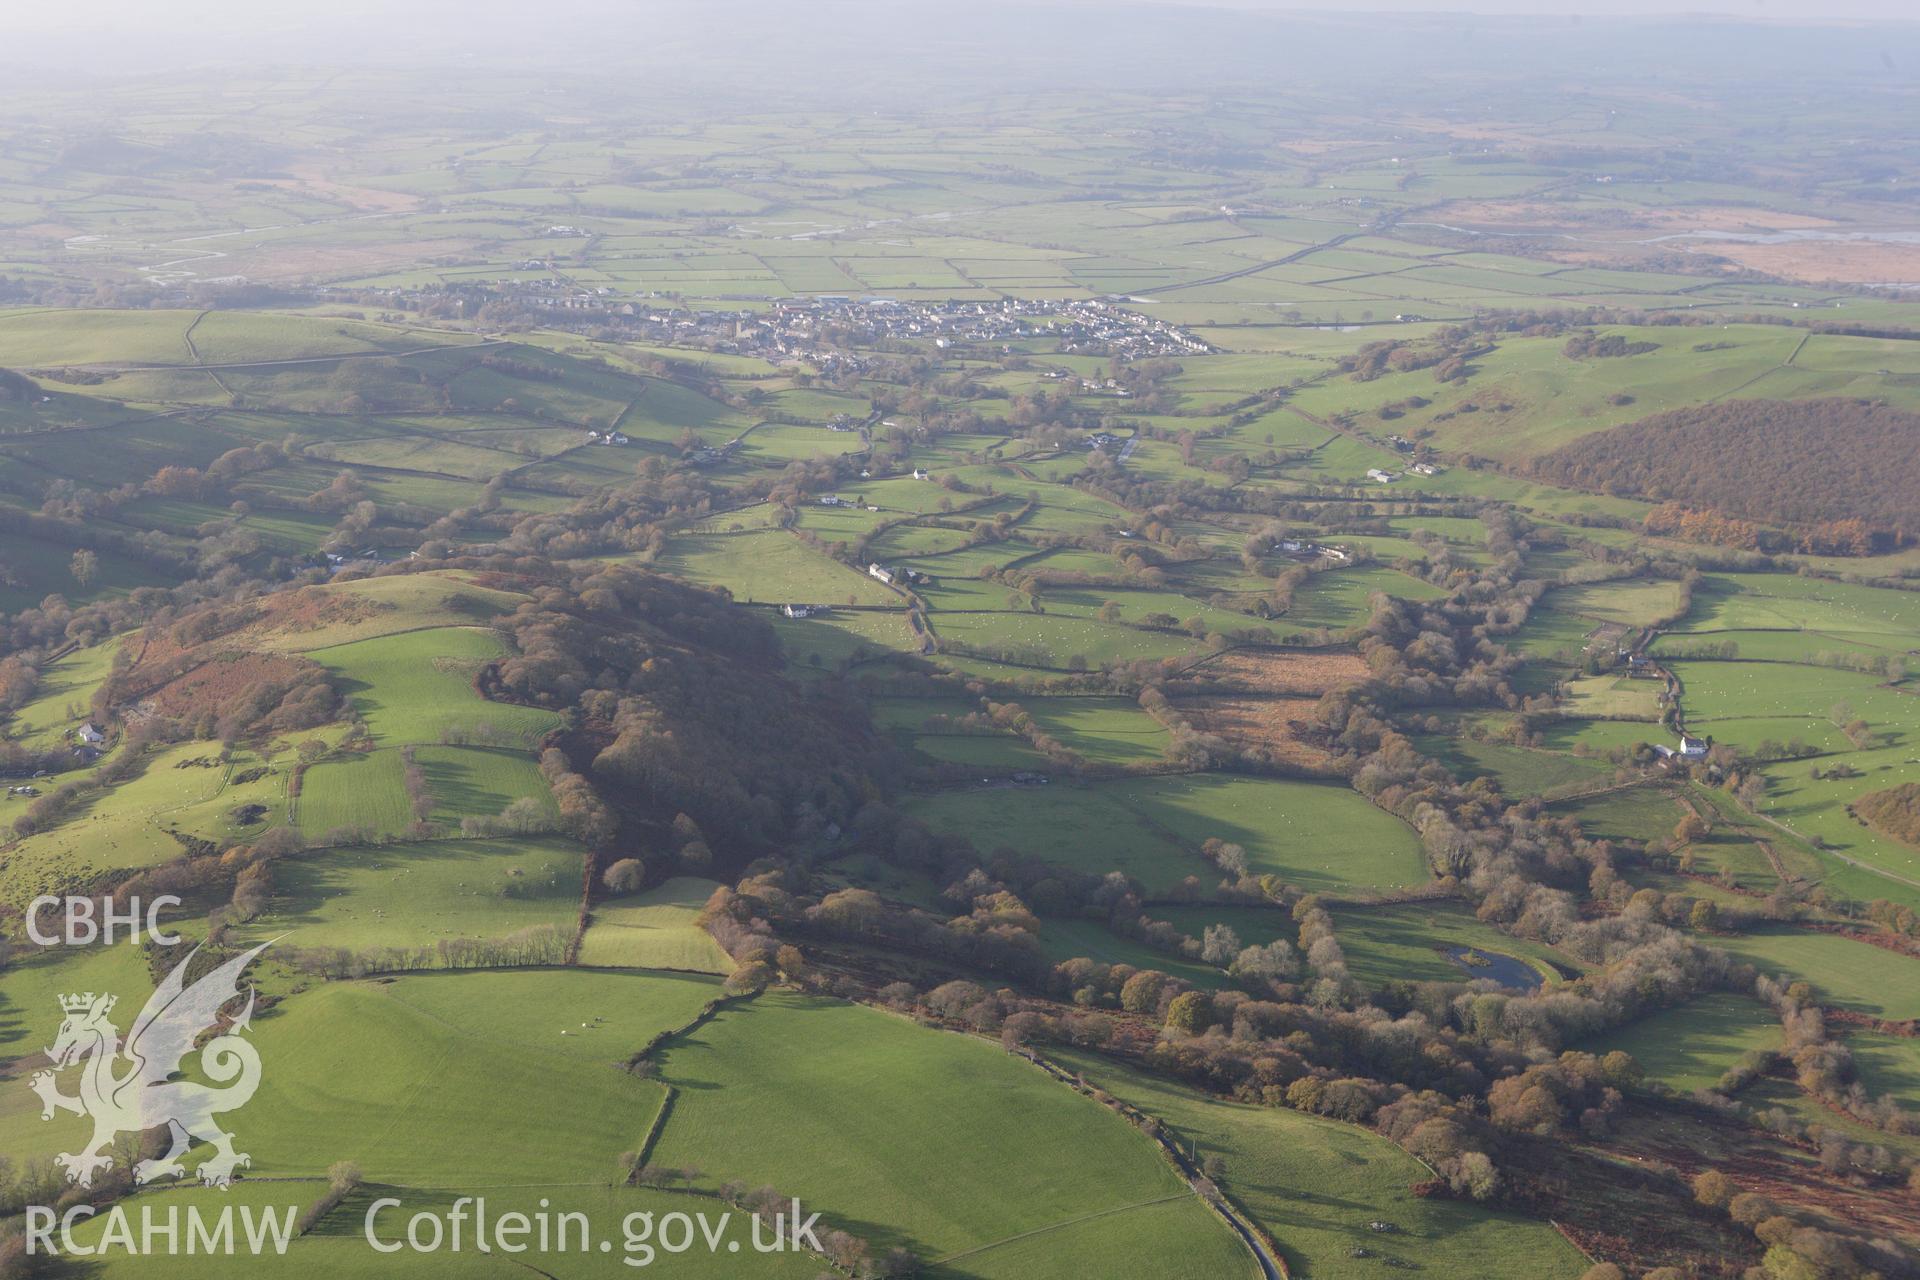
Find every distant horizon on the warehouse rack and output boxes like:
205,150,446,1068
20,0,1920,37
1179,0,1920,17
7,0,1918,79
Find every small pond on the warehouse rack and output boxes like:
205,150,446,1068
1444,945,1543,991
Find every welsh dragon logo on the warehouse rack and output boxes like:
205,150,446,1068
30,941,271,1190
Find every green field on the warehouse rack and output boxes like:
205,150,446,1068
1052,1048,1588,1280
11,968,719,1180
59,1182,823,1279
310,627,563,748
1413,734,1614,797
1846,1030,1920,1102
1551,786,1685,845
1021,696,1171,765
1322,901,1574,990
0,742,291,905
649,993,1257,1276
578,875,733,972
1121,774,1430,896
1598,994,1781,1093
1712,929,1920,1021
904,784,1205,891
659,530,898,605
240,837,583,950
1551,579,1685,627
2,637,120,749
906,775,1429,898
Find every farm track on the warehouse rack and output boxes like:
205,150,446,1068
1133,222,1380,298
1754,838,1798,885
1660,652,1920,892
1746,806,1920,891
1017,1048,1284,1280
182,309,239,402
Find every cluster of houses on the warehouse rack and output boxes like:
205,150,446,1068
1045,373,1133,397
1373,439,1444,479
381,285,1210,371
584,429,630,445
1654,735,1710,761
322,548,403,574
817,494,880,512
747,296,1208,362
866,562,931,587
1364,463,1443,484
1275,539,1351,562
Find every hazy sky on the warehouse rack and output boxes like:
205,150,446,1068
6,0,1914,80
23,0,1920,27
1209,0,1918,13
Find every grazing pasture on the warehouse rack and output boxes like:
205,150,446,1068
245,836,582,950
60,1184,822,1279
3,636,119,749
1712,929,1920,1021
578,875,733,972
1020,696,1170,764
660,530,897,605
1846,1030,1920,1102
1551,579,1686,627
0,943,155,1163
649,993,1256,1275
1414,734,1613,797
1321,901,1576,990
1119,774,1430,896
904,784,1204,891
0,742,289,905
1052,1049,1588,1280
226,971,704,1182
309,627,562,748
1599,994,1781,1093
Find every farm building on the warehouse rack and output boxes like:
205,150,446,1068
1366,468,1397,484
868,563,898,585
781,604,820,619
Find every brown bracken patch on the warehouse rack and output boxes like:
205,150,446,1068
1181,648,1368,695
1608,1098,1920,1246
142,652,318,717
1164,649,1366,770
1684,237,1920,287
1175,693,1335,770
227,585,389,643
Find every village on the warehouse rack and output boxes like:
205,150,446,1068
348,282,1211,369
